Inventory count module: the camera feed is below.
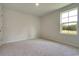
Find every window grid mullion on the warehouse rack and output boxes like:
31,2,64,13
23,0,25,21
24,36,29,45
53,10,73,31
62,15,77,19
62,21,77,24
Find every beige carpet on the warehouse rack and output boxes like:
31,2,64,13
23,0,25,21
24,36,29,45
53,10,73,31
0,39,79,56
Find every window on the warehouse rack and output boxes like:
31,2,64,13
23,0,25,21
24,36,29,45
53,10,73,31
60,8,78,35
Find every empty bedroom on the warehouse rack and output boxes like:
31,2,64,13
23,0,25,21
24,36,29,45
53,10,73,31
0,3,79,56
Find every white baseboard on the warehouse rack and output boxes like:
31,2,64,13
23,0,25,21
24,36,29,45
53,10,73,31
1,38,37,45
0,37,40,46
2,38,28,45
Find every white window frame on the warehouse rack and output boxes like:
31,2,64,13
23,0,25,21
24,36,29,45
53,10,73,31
60,8,78,35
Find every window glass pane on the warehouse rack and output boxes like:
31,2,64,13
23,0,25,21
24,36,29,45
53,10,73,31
69,16,77,22
62,23,68,30
68,23,77,31
69,9,77,16
60,8,77,34
62,12,68,18
62,22,77,31
61,18,68,23
62,24,76,31
68,22,77,25
63,23,69,26
62,24,69,30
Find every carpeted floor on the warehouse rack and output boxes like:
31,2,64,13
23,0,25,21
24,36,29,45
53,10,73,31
0,39,79,56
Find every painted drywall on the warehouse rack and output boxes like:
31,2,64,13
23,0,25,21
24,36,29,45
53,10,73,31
0,5,3,45
2,8,40,43
40,4,79,47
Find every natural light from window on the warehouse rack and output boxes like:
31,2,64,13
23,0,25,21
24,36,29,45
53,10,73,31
60,8,78,35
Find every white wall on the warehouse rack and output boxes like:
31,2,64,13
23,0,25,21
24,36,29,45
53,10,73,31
40,4,79,47
0,5,2,45
2,8,40,43
0,5,4,45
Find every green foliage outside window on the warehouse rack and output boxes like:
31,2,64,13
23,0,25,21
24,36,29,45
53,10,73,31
62,24,76,31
